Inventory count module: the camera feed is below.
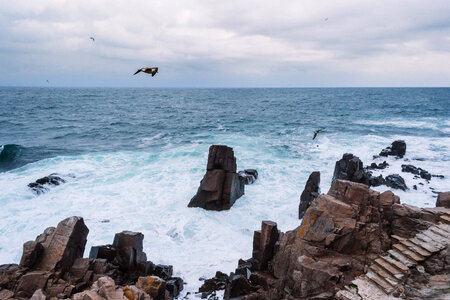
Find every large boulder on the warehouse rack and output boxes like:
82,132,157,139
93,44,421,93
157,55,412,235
436,192,450,208
332,153,371,185
28,173,67,195
379,140,406,158
112,231,147,272
188,145,245,210
385,174,408,190
298,171,320,219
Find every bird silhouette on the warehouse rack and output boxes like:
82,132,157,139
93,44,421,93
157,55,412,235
90,37,95,42
313,128,325,140
133,67,158,77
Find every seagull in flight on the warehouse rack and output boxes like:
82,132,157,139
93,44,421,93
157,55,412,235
313,128,325,140
133,67,158,77
90,37,95,42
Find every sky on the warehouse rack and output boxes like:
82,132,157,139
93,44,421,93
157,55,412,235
0,0,449,87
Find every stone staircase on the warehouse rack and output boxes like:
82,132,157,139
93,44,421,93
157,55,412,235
336,213,450,299
365,214,450,295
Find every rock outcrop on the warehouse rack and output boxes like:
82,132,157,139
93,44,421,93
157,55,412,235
238,169,258,185
385,174,408,191
401,164,431,180
28,173,68,194
379,140,406,158
0,217,183,299
333,153,370,184
188,145,245,210
298,171,320,219
436,192,450,208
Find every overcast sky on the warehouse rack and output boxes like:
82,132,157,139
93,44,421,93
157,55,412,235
0,0,449,87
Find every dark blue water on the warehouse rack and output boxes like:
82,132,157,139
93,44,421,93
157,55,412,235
1,87,449,172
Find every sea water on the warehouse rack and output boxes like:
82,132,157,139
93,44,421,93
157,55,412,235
0,87,449,295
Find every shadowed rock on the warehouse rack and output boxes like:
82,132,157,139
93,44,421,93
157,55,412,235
379,140,406,158
298,171,320,219
385,174,408,191
436,192,450,208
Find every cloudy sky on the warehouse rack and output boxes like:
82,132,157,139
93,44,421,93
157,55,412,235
0,0,449,87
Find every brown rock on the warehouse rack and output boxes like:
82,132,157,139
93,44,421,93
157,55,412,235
0,289,14,299
112,231,147,272
30,288,47,300
436,192,450,208
298,171,320,219
19,241,44,269
97,276,125,299
123,285,152,300
35,216,89,273
136,276,166,300
252,221,279,271
72,290,106,300
15,271,50,298
207,145,237,172
225,274,257,299
0,264,19,290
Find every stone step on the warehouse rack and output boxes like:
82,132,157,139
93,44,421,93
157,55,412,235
369,264,399,286
374,257,405,279
388,249,415,268
421,230,449,246
398,239,432,257
416,233,446,250
366,270,394,294
410,237,441,253
393,244,425,262
437,223,450,233
440,214,450,224
429,226,449,239
382,254,409,273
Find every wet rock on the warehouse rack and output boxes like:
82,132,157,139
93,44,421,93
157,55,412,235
401,164,431,180
28,173,66,194
252,221,279,271
436,192,450,208
19,241,44,269
379,140,406,158
89,244,117,262
367,161,389,169
189,145,245,211
368,174,385,187
224,274,257,299
136,276,166,300
112,231,147,272
298,171,320,219
332,153,371,185
199,271,229,293
238,169,259,184
385,174,408,190
153,264,173,280
166,277,184,298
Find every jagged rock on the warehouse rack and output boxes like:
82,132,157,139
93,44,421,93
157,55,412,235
401,164,431,180
19,241,43,269
238,169,258,185
112,231,147,272
368,174,385,187
89,245,117,262
298,171,320,219
166,277,184,298
153,264,173,280
385,174,408,190
189,145,245,211
224,274,257,299
136,276,166,300
123,285,152,300
367,161,389,169
34,216,89,274
0,264,19,290
332,153,371,185
199,271,229,293
28,173,66,194
251,221,279,272
15,271,50,298
97,276,124,299
30,288,47,300
436,192,450,208
0,289,14,299
379,140,406,158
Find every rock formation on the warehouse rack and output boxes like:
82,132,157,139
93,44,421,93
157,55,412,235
298,171,320,219
401,164,431,180
436,192,450,208
385,174,408,191
333,153,370,184
238,169,258,185
28,173,69,194
379,140,407,158
188,145,245,211
0,217,183,299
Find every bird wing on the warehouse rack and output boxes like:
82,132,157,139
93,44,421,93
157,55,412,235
151,67,158,76
313,132,318,140
133,69,142,75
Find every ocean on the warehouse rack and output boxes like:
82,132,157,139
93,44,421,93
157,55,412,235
0,87,449,295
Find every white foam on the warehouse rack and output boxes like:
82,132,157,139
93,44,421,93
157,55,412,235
0,133,449,297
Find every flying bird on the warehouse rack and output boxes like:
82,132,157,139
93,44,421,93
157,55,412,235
313,128,325,140
133,67,158,77
324,18,328,21
90,37,95,42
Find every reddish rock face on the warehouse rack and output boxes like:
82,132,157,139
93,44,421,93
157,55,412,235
436,192,450,208
189,145,245,210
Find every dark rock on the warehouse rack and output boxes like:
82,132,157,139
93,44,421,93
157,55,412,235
413,185,417,190
153,264,173,280
238,169,258,185
401,164,431,180
89,245,117,262
436,192,450,208
189,145,245,211
19,241,44,269
379,140,406,158
368,174,385,187
199,271,229,293
34,216,89,274
252,221,279,271
367,161,389,169
112,231,147,272
332,153,371,185
0,264,19,290
298,171,320,219
224,274,257,299
166,277,183,298
28,173,66,194
385,174,408,191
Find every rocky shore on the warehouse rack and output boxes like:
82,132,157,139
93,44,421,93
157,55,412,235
1,142,449,299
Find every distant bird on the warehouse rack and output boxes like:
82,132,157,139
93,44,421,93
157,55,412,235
133,67,158,77
324,18,328,21
90,37,95,42
313,128,325,140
